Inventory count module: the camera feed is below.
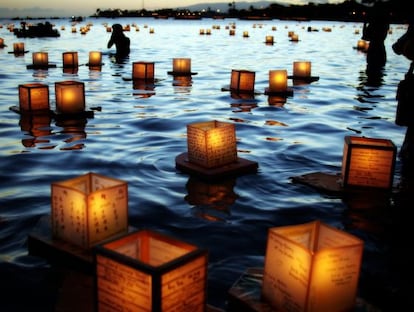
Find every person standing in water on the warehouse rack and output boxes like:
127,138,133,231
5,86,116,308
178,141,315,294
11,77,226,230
107,23,130,61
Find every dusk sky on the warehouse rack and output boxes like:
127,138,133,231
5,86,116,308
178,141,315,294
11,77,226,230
0,0,346,18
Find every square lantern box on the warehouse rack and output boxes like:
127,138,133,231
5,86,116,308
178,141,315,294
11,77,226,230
51,172,128,249
265,69,293,96
289,61,319,84
18,83,50,113
133,61,155,80
13,42,25,54
55,80,85,114
230,69,255,94
88,51,102,67
187,120,238,169
168,58,196,76
32,52,48,66
341,136,397,189
94,229,208,312
262,220,364,312
63,51,79,68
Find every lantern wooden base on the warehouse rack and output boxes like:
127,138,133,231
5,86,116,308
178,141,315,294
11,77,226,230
8,50,29,54
85,62,104,66
9,105,53,116
167,71,198,76
9,105,96,119
288,75,320,83
227,267,379,312
175,152,258,181
27,215,135,273
290,171,395,196
264,87,294,97
221,86,261,95
26,63,57,69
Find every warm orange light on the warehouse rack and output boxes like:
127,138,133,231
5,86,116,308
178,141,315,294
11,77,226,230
51,172,128,248
94,229,208,311
55,80,85,114
243,31,249,37
262,220,364,312
229,29,235,36
62,51,79,68
31,52,48,66
88,51,102,66
291,33,299,41
18,83,50,112
357,39,369,51
293,61,311,77
187,120,238,168
230,69,255,93
173,58,191,73
265,35,274,44
0,38,5,46
341,136,396,189
13,42,25,54
268,70,288,92
132,61,155,80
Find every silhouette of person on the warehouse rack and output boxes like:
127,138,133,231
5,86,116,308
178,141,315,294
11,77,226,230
107,24,130,61
392,20,414,181
362,3,390,72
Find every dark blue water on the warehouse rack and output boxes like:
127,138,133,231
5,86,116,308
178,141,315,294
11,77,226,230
0,17,412,311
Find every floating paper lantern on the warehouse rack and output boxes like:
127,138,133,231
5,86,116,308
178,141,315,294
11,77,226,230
243,31,249,38
173,58,191,74
13,42,25,54
94,229,208,311
0,37,6,47
230,69,255,94
51,172,128,249
18,83,50,112
132,61,155,80
268,69,288,93
290,33,299,41
88,51,102,67
265,35,274,44
55,80,85,114
229,29,235,36
293,61,311,78
63,51,79,68
262,220,364,312
356,39,369,52
32,52,48,67
341,136,396,189
186,120,237,168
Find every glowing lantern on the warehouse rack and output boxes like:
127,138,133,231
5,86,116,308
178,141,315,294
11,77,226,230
13,42,25,54
88,51,102,67
265,35,274,44
341,136,396,189
51,172,128,249
94,229,208,311
132,61,155,80
243,31,249,38
18,83,50,112
356,39,369,51
32,52,48,67
186,120,237,168
63,51,79,68
293,61,311,78
262,220,364,312
229,29,235,36
0,37,6,47
268,70,288,93
290,33,299,41
230,69,255,93
173,58,191,74
55,80,85,114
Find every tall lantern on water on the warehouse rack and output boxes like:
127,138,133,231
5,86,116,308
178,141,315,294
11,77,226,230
262,220,364,312
230,69,255,94
88,51,102,67
341,136,396,189
132,61,155,80
51,172,128,249
55,80,85,114
63,51,79,68
18,83,50,112
32,52,49,67
186,120,237,169
268,69,288,93
94,229,208,311
293,61,311,78
173,58,191,74
13,42,25,54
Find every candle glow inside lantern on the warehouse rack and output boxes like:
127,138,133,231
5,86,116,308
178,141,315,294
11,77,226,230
0,37,5,47
265,35,274,44
132,61,155,80
19,83,50,112
187,120,237,168
293,61,311,78
13,42,25,54
268,69,288,92
55,80,85,114
341,135,396,189
32,52,48,67
230,69,255,93
88,51,102,66
63,51,79,68
51,172,128,249
357,39,369,51
173,58,191,74
94,229,208,312
262,220,364,312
